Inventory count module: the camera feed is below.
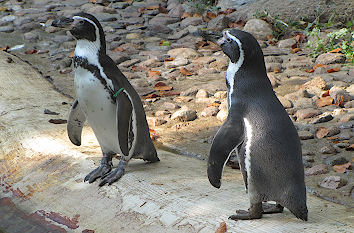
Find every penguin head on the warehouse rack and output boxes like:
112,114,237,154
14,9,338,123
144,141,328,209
218,29,265,70
52,13,106,54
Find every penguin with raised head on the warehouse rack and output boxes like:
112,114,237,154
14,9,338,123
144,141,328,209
207,29,308,221
52,13,159,186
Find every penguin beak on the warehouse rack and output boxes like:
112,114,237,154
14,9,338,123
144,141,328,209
217,30,228,46
51,17,74,29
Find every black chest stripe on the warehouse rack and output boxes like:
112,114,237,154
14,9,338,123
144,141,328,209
74,56,116,103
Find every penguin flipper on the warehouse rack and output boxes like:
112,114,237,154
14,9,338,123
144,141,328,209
67,99,86,146
116,92,133,156
208,116,244,188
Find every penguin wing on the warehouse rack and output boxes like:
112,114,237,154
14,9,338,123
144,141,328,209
208,115,244,188
67,99,86,146
116,91,133,156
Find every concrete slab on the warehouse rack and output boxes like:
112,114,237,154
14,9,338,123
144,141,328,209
0,51,353,232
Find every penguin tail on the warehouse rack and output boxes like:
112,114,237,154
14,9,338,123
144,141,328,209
290,206,308,221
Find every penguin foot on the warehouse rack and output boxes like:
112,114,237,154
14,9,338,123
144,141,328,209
99,160,128,186
229,203,262,220
84,163,112,183
262,203,284,214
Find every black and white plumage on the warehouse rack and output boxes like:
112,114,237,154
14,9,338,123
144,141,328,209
207,29,308,221
53,13,159,186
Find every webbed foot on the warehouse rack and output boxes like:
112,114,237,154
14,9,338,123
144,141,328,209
84,154,113,183
99,160,128,186
229,203,262,220
262,203,284,214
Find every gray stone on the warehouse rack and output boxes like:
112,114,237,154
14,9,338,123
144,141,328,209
161,102,180,110
149,14,180,26
319,176,347,189
285,56,314,69
196,89,210,99
168,29,189,40
243,19,273,40
118,59,141,68
1,15,17,22
168,3,184,18
180,17,203,28
305,164,329,176
319,144,338,154
207,14,230,30
147,117,167,127
217,0,255,10
200,106,219,117
165,58,189,68
298,130,314,140
329,86,352,105
311,113,333,124
296,108,321,120
323,155,349,166
278,38,296,48
107,52,129,64
0,25,14,33
24,31,39,41
171,108,197,121
168,48,200,59
315,53,346,65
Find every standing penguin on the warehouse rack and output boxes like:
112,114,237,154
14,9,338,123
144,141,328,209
208,29,308,221
52,13,159,186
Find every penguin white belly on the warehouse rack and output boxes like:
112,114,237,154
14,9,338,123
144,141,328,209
75,67,120,153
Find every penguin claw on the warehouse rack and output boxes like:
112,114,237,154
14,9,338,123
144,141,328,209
84,164,112,183
98,167,125,187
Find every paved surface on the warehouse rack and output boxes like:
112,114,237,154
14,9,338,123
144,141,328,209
0,51,353,232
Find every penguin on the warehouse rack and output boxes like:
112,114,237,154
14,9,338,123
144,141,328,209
52,13,159,186
207,29,308,221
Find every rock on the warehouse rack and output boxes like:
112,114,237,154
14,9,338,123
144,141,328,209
214,91,227,99
168,48,200,59
126,33,140,40
147,116,167,127
298,130,314,140
207,14,230,30
118,59,141,68
197,68,218,76
285,56,314,69
319,176,347,189
209,57,228,71
305,164,329,176
180,17,203,28
161,102,180,110
139,58,161,68
301,76,327,90
311,113,333,124
149,14,180,26
192,56,216,65
173,96,193,103
217,108,228,121
23,31,39,41
329,86,352,105
171,109,197,121
338,121,354,129
108,52,130,65
315,53,346,65
155,110,171,117
323,155,348,166
296,108,321,120
277,96,293,109
165,58,189,68
180,87,199,96
278,38,296,48
243,19,273,40
267,73,280,87
196,89,210,99
168,29,189,40
316,126,340,138
337,130,353,140
195,97,218,104
344,100,354,108
319,144,338,154
200,106,219,117
339,114,354,123
0,25,14,33
266,63,282,73
168,3,184,18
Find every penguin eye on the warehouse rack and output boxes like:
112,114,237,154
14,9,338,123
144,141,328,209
79,20,84,25
226,38,232,43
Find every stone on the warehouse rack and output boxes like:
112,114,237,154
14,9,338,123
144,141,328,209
168,3,184,18
168,48,201,59
200,106,219,117
168,29,189,40
161,102,180,110
1,15,17,22
243,19,273,40
214,91,227,99
319,176,347,189
149,14,180,26
338,121,354,129
139,58,161,68
196,89,210,99
171,109,197,121
337,130,353,140
296,108,321,120
118,59,141,68
147,116,167,127
217,108,228,121
192,56,216,65
207,14,230,30
195,98,218,104
197,68,218,76
329,86,352,105
344,100,354,108
311,113,333,124
173,96,193,103
155,110,171,117
277,96,293,109
278,38,296,48
267,73,280,87
315,53,346,65
301,76,327,90
126,33,140,40
339,114,354,123
180,17,203,28
23,31,39,41
305,164,329,176
319,144,338,154
323,155,349,166
298,130,314,140
165,58,189,68
285,56,314,69
0,25,14,33
108,52,130,65
209,57,228,71
266,63,282,73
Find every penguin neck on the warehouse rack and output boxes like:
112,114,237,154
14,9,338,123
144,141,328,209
74,38,106,66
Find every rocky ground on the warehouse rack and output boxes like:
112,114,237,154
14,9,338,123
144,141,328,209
0,0,353,210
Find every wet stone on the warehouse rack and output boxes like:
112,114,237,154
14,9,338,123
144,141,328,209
319,176,347,189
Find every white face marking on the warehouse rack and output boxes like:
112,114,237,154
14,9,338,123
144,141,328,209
243,118,252,187
225,30,244,109
73,16,114,90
